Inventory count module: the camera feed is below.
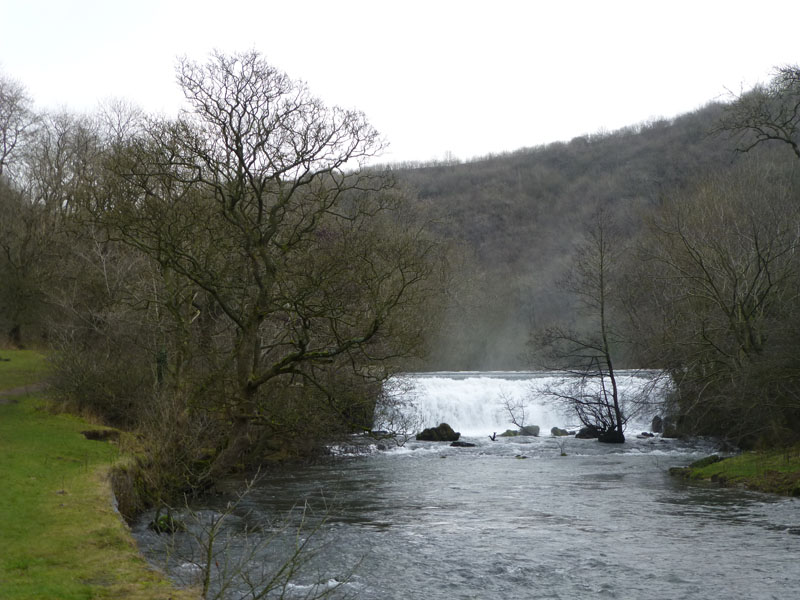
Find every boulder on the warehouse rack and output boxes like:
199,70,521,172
575,425,602,439
519,425,540,437
498,429,519,437
416,423,460,442
661,415,684,438
450,441,476,447
651,415,663,433
551,427,570,437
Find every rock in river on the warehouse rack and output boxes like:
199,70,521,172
416,423,461,442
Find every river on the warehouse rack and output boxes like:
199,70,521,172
132,372,800,599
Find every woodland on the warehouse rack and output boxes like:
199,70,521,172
1,53,799,505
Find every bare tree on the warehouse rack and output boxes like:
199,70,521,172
0,110,95,346
633,160,800,445
501,391,529,430
498,390,539,435
538,207,626,443
0,73,35,179
98,51,441,478
370,378,424,446
716,64,800,160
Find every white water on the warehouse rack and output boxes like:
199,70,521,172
384,370,666,437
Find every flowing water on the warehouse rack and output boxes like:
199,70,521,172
133,372,800,599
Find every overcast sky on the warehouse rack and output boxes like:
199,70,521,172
2,0,798,164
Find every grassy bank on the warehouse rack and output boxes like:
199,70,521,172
0,350,196,600
0,349,50,390
671,448,800,496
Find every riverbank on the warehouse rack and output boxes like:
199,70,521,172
670,447,800,496
0,350,196,600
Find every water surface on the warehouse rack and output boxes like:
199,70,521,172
133,372,799,599
134,435,800,599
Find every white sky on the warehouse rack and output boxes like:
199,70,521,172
1,0,798,164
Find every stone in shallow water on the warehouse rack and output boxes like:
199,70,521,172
416,422,460,442
575,425,601,439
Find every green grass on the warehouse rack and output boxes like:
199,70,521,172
0,349,49,391
0,353,197,599
683,447,800,496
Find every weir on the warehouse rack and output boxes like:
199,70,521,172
384,370,666,437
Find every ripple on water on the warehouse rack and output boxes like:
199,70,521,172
133,436,800,600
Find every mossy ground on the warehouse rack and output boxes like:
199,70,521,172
675,447,800,496
0,349,197,599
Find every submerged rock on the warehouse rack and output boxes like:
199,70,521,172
499,429,519,437
416,423,460,442
450,441,476,447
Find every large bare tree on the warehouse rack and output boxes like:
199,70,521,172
100,51,440,474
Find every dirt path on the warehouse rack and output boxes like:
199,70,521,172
0,382,48,404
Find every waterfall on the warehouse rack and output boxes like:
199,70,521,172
380,371,666,437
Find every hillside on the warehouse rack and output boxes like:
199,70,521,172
390,102,743,369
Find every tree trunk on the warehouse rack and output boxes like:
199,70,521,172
8,324,23,349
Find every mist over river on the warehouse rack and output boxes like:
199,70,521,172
133,373,800,599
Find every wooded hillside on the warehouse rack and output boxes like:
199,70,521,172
390,102,741,369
